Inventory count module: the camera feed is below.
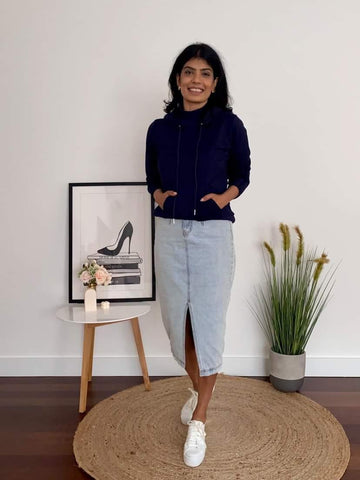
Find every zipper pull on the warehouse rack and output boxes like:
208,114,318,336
172,218,175,224
194,209,197,216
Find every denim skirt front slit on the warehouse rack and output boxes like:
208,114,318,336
154,217,235,377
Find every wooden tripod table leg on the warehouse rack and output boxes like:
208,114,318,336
88,325,95,381
130,317,151,391
79,324,95,413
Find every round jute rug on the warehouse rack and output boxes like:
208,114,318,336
73,375,350,480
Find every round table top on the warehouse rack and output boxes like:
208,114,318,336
56,303,151,324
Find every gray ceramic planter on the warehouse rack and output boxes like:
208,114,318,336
269,349,306,392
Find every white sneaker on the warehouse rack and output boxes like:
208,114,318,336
183,420,207,467
181,388,198,425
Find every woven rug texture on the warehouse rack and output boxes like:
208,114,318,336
73,375,350,480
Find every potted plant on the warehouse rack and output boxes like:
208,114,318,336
250,223,336,392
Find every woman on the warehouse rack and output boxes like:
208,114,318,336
145,43,251,467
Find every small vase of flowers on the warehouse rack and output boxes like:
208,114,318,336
78,261,112,311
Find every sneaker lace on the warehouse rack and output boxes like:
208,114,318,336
187,421,206,448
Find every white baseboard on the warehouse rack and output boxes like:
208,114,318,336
0,355,359,377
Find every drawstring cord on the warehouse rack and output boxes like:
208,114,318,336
173,124,182,223
193,123,203,216
172,120,203,221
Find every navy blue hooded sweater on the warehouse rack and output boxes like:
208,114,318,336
145,104,251,223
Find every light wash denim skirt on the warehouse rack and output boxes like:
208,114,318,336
154,217,235,376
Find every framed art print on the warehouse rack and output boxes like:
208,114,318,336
69,182,155,302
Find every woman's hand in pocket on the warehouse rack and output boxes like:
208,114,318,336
200,186,239,209
200,192,227,209
153,189,177,210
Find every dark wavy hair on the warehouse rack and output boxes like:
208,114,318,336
164,43,232,113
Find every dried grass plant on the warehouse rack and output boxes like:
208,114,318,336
250,223,336,355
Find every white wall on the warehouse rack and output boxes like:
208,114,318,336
1,0,359,376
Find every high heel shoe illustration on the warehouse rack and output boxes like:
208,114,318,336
97,221,133,256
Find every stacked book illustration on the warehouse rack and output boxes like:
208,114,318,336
87,221,142,285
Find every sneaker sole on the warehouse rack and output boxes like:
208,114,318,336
184,450,206,468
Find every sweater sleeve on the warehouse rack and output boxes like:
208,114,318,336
145,121,162,195
228,116,251,197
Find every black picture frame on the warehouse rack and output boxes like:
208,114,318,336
69,182,155,303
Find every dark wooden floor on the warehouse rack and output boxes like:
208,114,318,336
0,376,359,479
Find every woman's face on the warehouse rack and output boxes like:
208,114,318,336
176,57,218,111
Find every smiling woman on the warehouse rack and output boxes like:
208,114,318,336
177,58,218,111
145,42,251,468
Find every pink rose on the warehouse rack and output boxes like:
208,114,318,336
95,268,107,285
80,270,92,284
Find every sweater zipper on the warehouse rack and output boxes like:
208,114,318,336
173,124,182,223
193,122,203,216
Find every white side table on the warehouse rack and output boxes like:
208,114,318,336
56,304,151,412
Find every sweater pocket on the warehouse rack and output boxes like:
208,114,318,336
162,195,175,216
198,198,223,220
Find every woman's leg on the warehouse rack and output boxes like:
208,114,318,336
185,310,216,423
185,310,199,391
193,373,217,423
